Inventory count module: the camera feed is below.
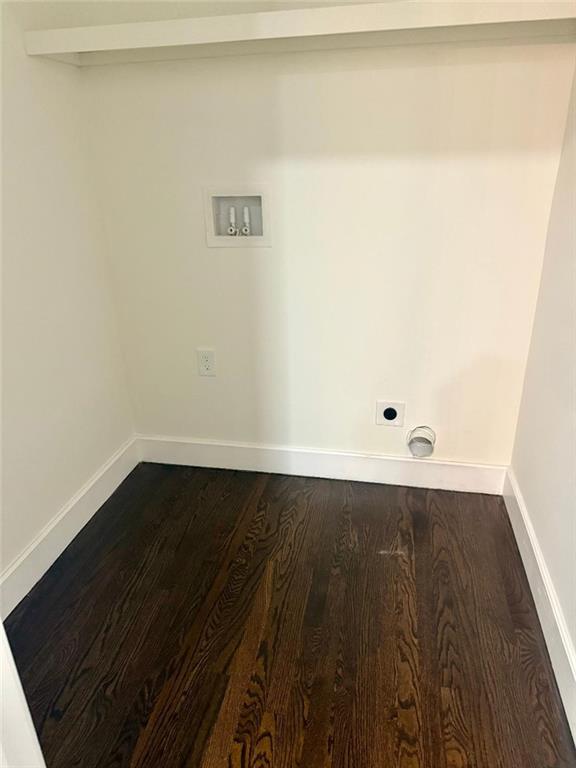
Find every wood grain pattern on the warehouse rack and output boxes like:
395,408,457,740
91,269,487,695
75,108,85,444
4,464,575,768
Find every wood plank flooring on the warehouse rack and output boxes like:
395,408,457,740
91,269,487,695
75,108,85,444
5,463,575,768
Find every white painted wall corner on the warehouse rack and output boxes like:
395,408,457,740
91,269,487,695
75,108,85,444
503,469,576,737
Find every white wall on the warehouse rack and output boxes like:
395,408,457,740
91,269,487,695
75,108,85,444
1,5,133,590
84,40,575,465
1,0,575,742
0,623,46,767
509,72,576,727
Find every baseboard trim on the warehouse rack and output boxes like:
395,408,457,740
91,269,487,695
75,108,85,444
504,469,576,737
137,435,506,495
0,437,141,617
0,433,506,618
3,435,571,733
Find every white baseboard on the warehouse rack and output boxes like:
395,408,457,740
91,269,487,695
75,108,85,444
504,469,576,738
137,435,506,495
3,434,572,736
0,437,141,617
0,434,503,618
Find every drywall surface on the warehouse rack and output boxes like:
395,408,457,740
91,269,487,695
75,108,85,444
1,5,133,584
84,41,575,464
0,623,46,767
511,73,576,676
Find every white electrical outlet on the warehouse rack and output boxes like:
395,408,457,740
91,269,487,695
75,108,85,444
376,401,405,426
197,348,216,377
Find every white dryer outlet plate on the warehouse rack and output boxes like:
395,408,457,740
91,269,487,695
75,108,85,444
376,401,405,426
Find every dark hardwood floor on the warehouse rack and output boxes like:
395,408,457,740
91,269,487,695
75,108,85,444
5,463,575,767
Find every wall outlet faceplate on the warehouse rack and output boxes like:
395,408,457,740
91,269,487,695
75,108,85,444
197,348,216,376
376,401,405,426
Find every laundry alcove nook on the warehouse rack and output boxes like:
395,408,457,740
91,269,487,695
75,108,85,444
2,2,576,765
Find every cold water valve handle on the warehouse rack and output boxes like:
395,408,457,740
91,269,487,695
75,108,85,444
241,205,251,236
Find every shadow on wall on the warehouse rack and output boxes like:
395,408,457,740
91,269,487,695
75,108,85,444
82,39,576,463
